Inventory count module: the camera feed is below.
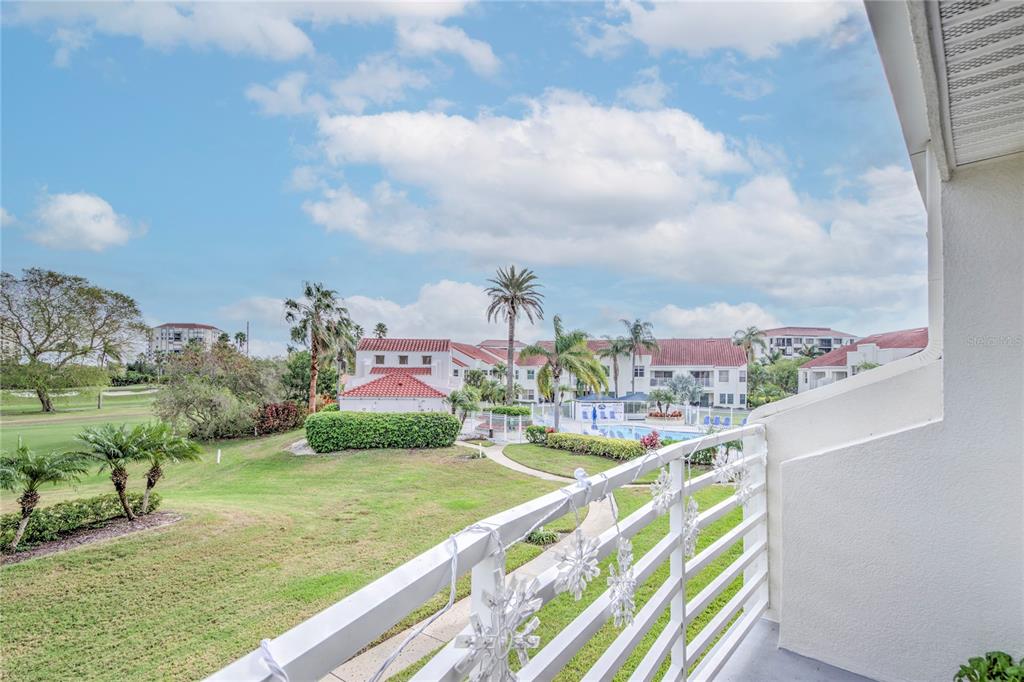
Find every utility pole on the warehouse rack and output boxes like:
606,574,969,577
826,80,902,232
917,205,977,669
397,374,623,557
246,320,250,357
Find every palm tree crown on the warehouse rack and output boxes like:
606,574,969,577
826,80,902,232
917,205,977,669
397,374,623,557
75,423,152,521
621,318,659,395
0,445,88,550
519,315,606,431
373,322,388,339
485,266,544,405
732,326,767,363
285,282,349,413
597,336,632,398
326,317,358,401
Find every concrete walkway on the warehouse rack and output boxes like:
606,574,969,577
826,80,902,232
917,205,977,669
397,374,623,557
460,441,577,483
324,485,616,681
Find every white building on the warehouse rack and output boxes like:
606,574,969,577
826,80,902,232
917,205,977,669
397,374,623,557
148,322,223,355
757,326,857,360
798,327,928,393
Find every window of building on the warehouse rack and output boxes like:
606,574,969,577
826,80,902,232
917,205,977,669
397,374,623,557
527,369,535,380
422,355,432,365
691,371,711,387
719,393,727,404
739,393,746,404
524,389,535,400
375,355,385,365
633,366,645,378
453,368,460,377
718,370,729,382
398,355,409,365
651,370,673,386
785,338,793,346
727,394,735,404
834,338,843,345
739,370,746,383
515,370,520,380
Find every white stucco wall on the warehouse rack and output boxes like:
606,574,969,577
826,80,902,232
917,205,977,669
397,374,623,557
335,397,447,413
753,152,1023,681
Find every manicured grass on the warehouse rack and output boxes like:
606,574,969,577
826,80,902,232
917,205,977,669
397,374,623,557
504,443,662,484
0,434,571,681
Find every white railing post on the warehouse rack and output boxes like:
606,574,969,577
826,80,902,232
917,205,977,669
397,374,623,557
742,428,769,610
669,457,687,679
469,550,502,678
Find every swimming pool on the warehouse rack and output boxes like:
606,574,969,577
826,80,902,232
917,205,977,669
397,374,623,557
593,425,700,442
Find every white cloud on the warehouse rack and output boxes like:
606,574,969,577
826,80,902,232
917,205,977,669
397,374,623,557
579,1,857,59
616,66,669,109
0,208,16,227
50,26,90,67
219,295,288,328
396,20,500,76
330,55,430,113
649,302,782,338
246,72,326,117
702,59,774,100
9,2,474,64
30,192,141,251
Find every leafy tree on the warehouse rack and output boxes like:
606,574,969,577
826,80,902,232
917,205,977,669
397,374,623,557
621,319,659,395
649,388,676,414
597,336,632,398
519,315,606,431
217,332,231,345
444,387,481,425
0,268,147,411
373,322,388,339
74,424,151,521
464,369,487,389
139,423,201,514
285,282,347,413
485,266,544,404
478,378,504,404
282,350,338,403
797,343,823,359
761,348,784,365
327,318,357,401
732,326,767,363
667,373,702,405
0,445,87,550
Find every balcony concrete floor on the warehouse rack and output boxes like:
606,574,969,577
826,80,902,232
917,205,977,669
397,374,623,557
716,620,875,681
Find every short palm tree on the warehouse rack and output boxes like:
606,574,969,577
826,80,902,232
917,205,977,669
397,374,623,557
444,387,481,425
139,423,201,514
327,317,357,402
285,282,348,414
621,319,659,395
733,326,767,363
373,322,388,339
519,315,607,432
485,266,544,405
797,343,823,359
762,349,784,365
75,423,150,521
234,331,247,352
649,388,676,414
0,445,88,551
597,336,632,398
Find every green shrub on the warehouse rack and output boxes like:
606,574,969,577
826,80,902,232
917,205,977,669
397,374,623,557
525,425,549,444
0,492,160,550
320,403,339,412
305,411,461,453
488,405,531,416
525,526,559,546
546,433,645,460
955,651,1022,682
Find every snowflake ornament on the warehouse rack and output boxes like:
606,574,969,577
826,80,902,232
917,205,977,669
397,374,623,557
650,467,674,516
734,460,754,504
606,537,636,627
455,572,543,681
682,496,700,558
555,529,601,600
712,446,734,484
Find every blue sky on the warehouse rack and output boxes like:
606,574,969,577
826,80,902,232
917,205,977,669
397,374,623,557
0,1,927,356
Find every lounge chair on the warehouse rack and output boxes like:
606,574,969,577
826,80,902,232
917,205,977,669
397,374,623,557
713,416,721,426
723,417,731,426
741,418,748,425
703,416,711,425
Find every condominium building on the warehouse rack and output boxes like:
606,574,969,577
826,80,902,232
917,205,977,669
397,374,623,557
148,323,224,355
798,327,929,393
757,326,858,359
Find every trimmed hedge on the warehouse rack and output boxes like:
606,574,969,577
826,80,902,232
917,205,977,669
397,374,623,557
0,492,160,549
320,403,339,412
255,402,307,435
546,433,645,460
488,406,531,416
525,425,550,444
305,411,461,452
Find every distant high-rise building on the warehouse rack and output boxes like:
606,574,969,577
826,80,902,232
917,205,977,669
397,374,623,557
148,323,223,355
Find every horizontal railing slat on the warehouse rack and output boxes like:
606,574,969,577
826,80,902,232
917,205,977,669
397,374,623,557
628,618,678,682
689,598,768,682
686,569,768,666
685,540,766,622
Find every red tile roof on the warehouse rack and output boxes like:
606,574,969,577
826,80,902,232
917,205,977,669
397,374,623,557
802,328,928,368
341,374,447,399
357,338,450,352
369,366,433,375
452,342,502,365
763,326,855,338
154,322,220,330
452,357,468,367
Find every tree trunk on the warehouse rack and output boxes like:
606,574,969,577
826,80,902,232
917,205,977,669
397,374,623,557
552,369,562,432
308,343,319,414
336,354,344,403
630,352,637,394
505,315,515,405
142,464,162,514
35,387,53,413
612,358,620,398
111,468,136,522
10,491,39,551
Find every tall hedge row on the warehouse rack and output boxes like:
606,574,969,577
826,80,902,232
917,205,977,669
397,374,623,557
546,433,645,460
305,411,461,452
488,406,531,416
0,492,160,549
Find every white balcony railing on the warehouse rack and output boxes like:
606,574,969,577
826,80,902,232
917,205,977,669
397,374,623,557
210,424,768,682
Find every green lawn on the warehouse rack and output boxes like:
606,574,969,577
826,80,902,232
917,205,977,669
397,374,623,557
503,443,664,484
0,432,576,681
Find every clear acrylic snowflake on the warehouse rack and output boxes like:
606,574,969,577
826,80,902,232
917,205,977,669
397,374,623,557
682,496,700,558
606,536,636,627
712,446,735,484
734,461,754,504
650,467,674,516
555,529,601,600
455,571,543,681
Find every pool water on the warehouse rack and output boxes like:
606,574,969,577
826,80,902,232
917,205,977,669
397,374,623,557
593,425,700,442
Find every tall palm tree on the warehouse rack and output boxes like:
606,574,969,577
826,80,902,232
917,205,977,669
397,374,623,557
139,423,201,514
75,423,150,521
285,282,347,414
597,336,632,398
0,445,87,551
762,348,784,365
234,331,247,351
485,266,544,405
732,326,767,363
621,319,659,395
373,322,388,339
327,316,357,402
519,315,607,432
